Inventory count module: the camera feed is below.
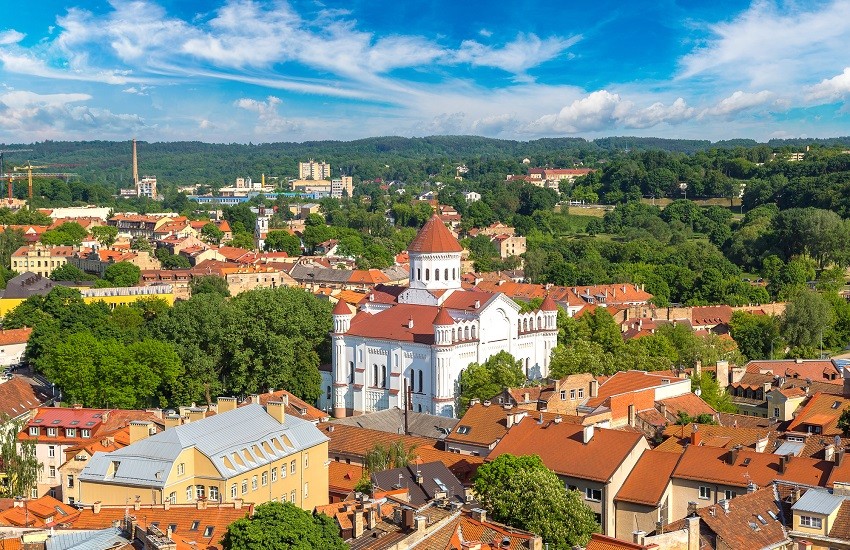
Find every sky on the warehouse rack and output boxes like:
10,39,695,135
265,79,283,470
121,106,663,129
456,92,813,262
1,0,850,143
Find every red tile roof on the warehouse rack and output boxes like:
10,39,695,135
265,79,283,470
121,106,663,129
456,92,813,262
346,304,438,343
787,392,850,435
691,305,734,326
488,420,645,483
746,359,843,385
615,449,681,506
0,377,50,420
433,307,454,326
0,495,79,528
327,461,364,495
407,215,463,253
333,299,353,315
584,370,687,410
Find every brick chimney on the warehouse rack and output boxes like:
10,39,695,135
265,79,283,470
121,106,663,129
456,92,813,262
217,396,238,413
691,424,702,447
353,510,364,538
266,401,286,424
129,421,153,444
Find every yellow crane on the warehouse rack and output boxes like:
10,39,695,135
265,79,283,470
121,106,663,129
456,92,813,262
11,162,78,200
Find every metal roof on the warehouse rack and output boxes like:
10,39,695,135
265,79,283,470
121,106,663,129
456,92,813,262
46,527,127,550
774,440,806,457
80,404,328,488
791,489,846,515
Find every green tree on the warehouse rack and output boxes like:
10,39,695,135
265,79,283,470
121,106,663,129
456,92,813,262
549,341,611,378
190,275,231,298
264,230,301,255
40,222,88,245
229,231,257,250
729,311,781,360
91,225,118,247
692,372,736,413
364,440,418,473
474,454,598,549
201,222,225,244
0,418,41,498
50,263,92,282
221,501,348,550
458,351,525,414
782,290,834,352
103,261,141,287
0,227,25,269
838,408,850,436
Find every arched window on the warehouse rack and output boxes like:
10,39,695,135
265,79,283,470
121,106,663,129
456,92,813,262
471,325,477,339
444,268,449,280
168,492,177,504
418,370,424,393
348,361,355,383
417,268,421,280
186,485,194,501
453,268,456,280
464,326,470,339
382,365,388,389
435,269,440,280
409,370,415,392
425,269,430,281
373,364,379,387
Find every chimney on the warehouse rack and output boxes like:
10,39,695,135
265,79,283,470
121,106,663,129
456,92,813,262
217,396,238,413
825,444,836,462
470,398,480,407
233,498,243,509
353,510,364,538
414,515,427,532
837,448,845,466
755,435,768,453
583,424,594,444
727,445,740,465
506,413,514,429
695,360,702,378
129,421,152,444
197,499,207,510
93,501,102,514
780,453,790,473
691,424,702,447
408,318,414,329
73,403,83,410
366,508,377,529
163,499,170,511
798,541,812,550
250,394,260,404
686,516,700,550
628,404,636,427
164,414,182,430
132,138,139,185
590,379,599,398
633,531,646,545
523,392,530,403
833,481,850,497
470,508,487,523
716,360,730,388
266,401,286,424
186,408,205,423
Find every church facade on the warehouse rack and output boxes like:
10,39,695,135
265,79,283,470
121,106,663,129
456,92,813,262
327,215,558,418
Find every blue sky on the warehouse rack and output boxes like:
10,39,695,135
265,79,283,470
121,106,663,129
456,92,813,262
1,0,850,143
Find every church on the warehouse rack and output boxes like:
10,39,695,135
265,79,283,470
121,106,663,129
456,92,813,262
327,215,558,418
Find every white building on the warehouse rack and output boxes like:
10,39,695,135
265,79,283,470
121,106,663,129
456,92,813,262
255,206,270,250
299,160,331,180
326,215,558,418
136,176,157,199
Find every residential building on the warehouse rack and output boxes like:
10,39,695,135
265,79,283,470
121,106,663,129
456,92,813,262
491,234,526,259
78,401,329,510
330,215,558,418
613,449,682,539
371,461,469,507
329,407,458,440
0,376,52,427
496,373,598,415
136,175,157,199
108,213,175,239
0,326,32,367
331,176,353,198
10,244,75,278
299,160,331,180
789,485,850,549
68,248,161,278
488,418,649,535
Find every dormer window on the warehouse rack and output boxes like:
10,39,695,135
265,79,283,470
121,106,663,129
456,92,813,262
28,427,39,436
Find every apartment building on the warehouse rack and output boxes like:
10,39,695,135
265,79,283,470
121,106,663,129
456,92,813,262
10,244,75,278
78,401,329,511
299,160,331,180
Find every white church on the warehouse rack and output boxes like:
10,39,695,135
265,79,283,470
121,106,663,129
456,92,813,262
326,215,558,418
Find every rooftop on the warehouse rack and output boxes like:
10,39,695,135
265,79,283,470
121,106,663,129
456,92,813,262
615,449,681,506
407,215,463,254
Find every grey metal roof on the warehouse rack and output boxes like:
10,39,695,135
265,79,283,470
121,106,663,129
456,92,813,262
330,407,458,439
774,440,805,457
791,489,846,515
80,404,328,488
289,264,352,283
46,528,128,550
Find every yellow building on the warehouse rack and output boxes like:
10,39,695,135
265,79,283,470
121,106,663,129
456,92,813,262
0,284,176,317
77,400,329,511
10,244,75,278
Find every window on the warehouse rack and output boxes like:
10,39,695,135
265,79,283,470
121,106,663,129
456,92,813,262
725,490,737,500
177,462,185,476
203,526,214,538
230,484,237,499
65,428,76,438
270,467,277,482
81,429,91,438
799,515,823,529
241,480,248,494
290,490,296,503
304,482,309,498
210,486,219,501
585,488,601,501
67,475,74,488
418,370,424,393
169,492,177,504
30,488,37,499
435,269,439,281
47,427,57,437
281,464,287,478
699,486,711,500
169,524,177,533
48,445,56,458
28,426,38,436
290,459,296,474
560,390,567,400
577,388,584,399
251,476,258,490
348,361,355,383
425,269,430,281
49,466,56,478
373,364,379,387
262,472,268,486
186,486,194,501
382,365,387,389
304,454,309,469
190,521,200,531
196,485,205,500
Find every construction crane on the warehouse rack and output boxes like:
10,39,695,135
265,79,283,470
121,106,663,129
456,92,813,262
0,148,33,178
11,162,78,200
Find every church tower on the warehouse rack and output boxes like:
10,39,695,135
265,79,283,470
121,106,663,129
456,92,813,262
407,215,463,291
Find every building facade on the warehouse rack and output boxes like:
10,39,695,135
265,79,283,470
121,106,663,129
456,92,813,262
299,160,331,180
328,215,558,418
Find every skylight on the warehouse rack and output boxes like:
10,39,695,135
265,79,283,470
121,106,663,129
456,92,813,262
757,514,767,525
457,426,471,435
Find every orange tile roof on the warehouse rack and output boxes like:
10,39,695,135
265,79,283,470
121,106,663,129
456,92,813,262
691,305,734,326
585,533,654,550
695,485,789,550
746,359,843,385
658,393,716,419
407,215,463,253
346,304,439,343
70,503,250,550
348,269,391,285
672,445,833,488
787,392,850,436
0,377,49,420
585,370,686,409
0,495,79,528
489,420,645,483
0,327,32,346
446,404,576,447
328,461,364,493
656,423,770,453
615,449,681,506
238,389,329,422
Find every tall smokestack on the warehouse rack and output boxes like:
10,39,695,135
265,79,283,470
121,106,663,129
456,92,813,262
132,138,139,185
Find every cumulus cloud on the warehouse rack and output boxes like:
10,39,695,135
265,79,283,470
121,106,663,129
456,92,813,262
0,29,25,45
621,98,695,128
807,67,850,102
454,33,580,74
234,95,302,135
701,90,774,118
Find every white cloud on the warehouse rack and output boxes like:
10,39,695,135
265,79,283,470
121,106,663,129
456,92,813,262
702,90,774,118
621,98,695,128
679,0,850,89
807,67,850,102
454,33,580,74
234,95,302,135
525,90,628,133
479,28,492,38
0,29,25,45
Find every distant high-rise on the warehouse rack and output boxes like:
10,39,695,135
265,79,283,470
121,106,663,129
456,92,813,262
298,160,331,180
131,139,157,199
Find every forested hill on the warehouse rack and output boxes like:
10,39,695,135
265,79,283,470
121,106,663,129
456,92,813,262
4,135,850,188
